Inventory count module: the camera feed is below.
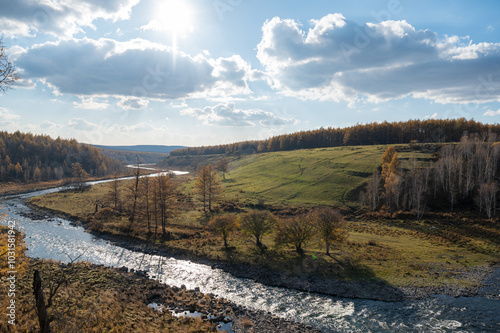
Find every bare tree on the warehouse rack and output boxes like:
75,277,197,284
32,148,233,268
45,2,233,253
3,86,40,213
139,175,152,233
215,157,230,180
0,40,19,92
369,170,381,211
127,163,141,230
477,182,497,218
106,174,121,211
409,169,427,218
157,174,177,237
194,164,222,213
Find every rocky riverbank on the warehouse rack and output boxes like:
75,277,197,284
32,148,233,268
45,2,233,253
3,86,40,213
113,264,321,333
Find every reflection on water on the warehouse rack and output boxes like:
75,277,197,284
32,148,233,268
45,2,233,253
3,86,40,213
1,185,499,332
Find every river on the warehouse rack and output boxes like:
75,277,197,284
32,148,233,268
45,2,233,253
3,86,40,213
1,181,499,332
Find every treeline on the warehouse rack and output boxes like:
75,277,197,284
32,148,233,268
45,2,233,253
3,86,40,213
0,131,123,182
169,118,500,157
96,148,168,165
360,133,499,218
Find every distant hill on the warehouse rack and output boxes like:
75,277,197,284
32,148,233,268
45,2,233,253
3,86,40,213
94,145,187,165
0,131,123,182
93,145,186,154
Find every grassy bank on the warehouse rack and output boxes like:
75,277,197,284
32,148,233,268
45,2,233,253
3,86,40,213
28,144,499,294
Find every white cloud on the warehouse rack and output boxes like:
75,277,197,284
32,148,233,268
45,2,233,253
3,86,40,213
139,20,164,32
68,118,100,131
483,109,500,116
487,26,494,33
0,0,139,38
423,112,438,119
170,101,188,109
0,107,20,120
116,97,149,110
74,96,109,110
181,102,296,127
257,14,500,104
39,120,60,129
16,37,254,101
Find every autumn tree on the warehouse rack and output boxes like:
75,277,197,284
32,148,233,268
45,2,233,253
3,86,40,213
14,162,23,179
33,166,42,182
381,146,402,211
311,207,347,256
215,157,230,180
239,210,275,250
194,164,223,213
208,214,239,249
71,162,89,191
274,215,315,255
0,40,19,92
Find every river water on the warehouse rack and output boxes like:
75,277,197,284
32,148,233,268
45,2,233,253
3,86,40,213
1,183,499,332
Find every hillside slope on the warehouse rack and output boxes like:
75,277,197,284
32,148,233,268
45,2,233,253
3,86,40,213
181,144,438,207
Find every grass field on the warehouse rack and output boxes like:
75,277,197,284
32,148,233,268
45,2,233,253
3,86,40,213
28,144,499,292
180,144,437,208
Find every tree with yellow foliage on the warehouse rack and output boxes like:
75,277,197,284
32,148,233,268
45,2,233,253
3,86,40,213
381,146,402,211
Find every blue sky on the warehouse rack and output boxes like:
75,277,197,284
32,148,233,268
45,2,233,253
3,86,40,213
0,0,499,146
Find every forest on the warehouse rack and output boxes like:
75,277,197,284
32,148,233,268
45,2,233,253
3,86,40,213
0,131,123,182
167,118,500,157
360,133,499,218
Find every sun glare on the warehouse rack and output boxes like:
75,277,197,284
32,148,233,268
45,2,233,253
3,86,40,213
155,0,194,35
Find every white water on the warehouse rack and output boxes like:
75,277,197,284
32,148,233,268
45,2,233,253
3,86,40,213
1,182,499,332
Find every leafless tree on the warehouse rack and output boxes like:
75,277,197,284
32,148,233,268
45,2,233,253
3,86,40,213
477,182,497,218
127,164,141,229
0,40,19,92
139,175,152,233
106,174,121,211
365,170,381,211
195,164,222,213
215,157,230,180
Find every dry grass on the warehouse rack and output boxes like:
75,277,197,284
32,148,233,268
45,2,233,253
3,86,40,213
0,226,217,332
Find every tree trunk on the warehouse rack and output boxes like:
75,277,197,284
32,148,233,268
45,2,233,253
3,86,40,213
33,270,51,333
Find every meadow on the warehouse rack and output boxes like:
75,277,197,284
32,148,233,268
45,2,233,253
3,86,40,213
29,144,498,293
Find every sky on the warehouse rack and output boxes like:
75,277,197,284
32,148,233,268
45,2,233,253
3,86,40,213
0,0,499,147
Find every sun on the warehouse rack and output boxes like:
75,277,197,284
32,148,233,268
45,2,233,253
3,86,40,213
155,0,194,35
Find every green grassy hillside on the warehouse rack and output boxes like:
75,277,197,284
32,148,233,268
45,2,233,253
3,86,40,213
218,144,436,207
